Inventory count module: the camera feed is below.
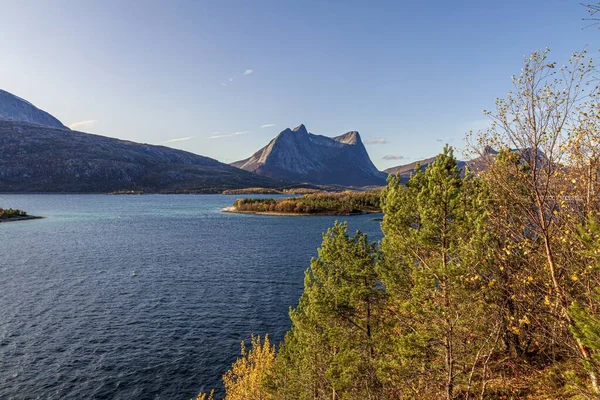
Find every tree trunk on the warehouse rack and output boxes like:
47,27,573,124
442,202,454,400
542,232,600,393
444,282,454,400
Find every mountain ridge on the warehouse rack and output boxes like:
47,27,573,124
0,119,288,193
0,89,295,193
232,124,388,187
0,89,67,129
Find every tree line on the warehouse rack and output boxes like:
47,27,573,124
199,49,600,399
0,208,27,219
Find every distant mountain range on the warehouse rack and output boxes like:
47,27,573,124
0,88,497,193
0,120,291,193
232,124,388,187
0,90,287,193
384,156,469,182
383,147,508,182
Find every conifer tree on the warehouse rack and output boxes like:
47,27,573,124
379,146,495,399
272,222,384,399
566,215,600,395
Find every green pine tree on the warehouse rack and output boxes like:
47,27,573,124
272,221,384,399
378,146,495,400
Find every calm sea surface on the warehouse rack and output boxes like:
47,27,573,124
0,194,382,399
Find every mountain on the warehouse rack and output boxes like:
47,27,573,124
0,119,287,193
385,155,472,182
383,147,533,182
384,156,438,180
0,89,67,129
231,124,388,187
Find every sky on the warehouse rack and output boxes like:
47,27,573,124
0,0,597,169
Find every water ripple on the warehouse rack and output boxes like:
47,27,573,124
0,194,382,399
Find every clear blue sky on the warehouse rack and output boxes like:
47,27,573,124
0,0,596,169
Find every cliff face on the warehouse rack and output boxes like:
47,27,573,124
0,120,286,193
232,124,387,187
0,89,67,129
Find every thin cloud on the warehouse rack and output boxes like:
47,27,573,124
222,70,253,86
261,123,276,128
382,155,408,161
222,77,235,86
161,136,194,144
465,118,492,132
364,138,387,145
207,131,250,139
68,120,98,130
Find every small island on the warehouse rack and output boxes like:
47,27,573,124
224,191,381,216
221,188,284,195
221,187,325,195
0,207,42,223
108,190,144,195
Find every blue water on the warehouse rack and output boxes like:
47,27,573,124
0,194,383,399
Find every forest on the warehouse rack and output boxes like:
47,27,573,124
200,49,600,399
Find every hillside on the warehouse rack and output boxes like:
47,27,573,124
384,147,504,181
385,156,470,181
0,120,286,193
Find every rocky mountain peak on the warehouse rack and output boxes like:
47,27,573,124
334,131,361,145
292,124,308,134
231,124,387,187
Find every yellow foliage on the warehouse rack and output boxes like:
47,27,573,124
222,335,276,400
519,316,530,325
195,390,215,400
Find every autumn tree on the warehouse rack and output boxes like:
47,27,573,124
583,2,600,29
194,390,215,400
221,335,276,400
475,48,600,393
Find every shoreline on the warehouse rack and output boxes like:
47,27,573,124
222,207,381,217
0,215,44,223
